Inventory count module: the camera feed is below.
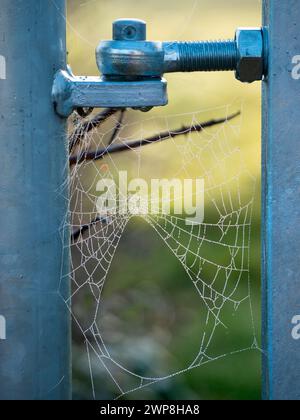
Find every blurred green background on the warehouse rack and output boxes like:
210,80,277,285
67,0,262,400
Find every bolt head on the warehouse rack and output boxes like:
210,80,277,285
113,19,146,41
235,28,264,83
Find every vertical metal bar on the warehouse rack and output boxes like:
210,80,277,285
262,0,300,400
0,0,71,400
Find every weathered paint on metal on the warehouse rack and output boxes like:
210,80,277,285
52,69,168,118
0,0,71,400
262,0,300,400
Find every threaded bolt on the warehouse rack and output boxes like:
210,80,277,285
97,19,265,83
167,40,239,73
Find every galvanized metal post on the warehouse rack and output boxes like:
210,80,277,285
0,0,71,400
262,0,300,400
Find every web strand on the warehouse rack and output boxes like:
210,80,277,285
59,104,258,400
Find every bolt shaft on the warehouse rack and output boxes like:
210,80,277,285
164,40,239,73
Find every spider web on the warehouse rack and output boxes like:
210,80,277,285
59,103,259,400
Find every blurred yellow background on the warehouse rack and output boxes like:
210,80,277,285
67,0,262,400
67,0,261,174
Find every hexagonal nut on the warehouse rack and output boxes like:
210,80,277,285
235,28,264,83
